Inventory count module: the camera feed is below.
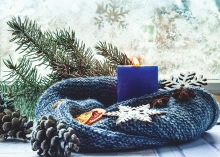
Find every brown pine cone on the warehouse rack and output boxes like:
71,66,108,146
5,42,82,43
0,109,33,142
31,115,80,157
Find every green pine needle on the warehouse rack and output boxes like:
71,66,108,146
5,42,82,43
95,41,133,68
0,16,132,119
1,56,49,119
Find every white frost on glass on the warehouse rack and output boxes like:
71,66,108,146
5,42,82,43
0,0,220,80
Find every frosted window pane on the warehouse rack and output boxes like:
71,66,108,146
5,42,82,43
0,0,220,80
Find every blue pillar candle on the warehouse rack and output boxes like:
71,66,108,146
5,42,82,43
117,65,158,102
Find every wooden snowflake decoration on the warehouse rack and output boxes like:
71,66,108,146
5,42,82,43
104,104,166,125
160,72,207,90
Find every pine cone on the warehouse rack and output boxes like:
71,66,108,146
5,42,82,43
0,109,33,142
31,115,80,157
0,93,15,113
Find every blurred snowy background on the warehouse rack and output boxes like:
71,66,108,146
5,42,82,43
0,0,220,80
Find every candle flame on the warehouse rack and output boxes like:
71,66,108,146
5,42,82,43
133,57,140,66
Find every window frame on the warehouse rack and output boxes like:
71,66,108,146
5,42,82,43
205,80,220,95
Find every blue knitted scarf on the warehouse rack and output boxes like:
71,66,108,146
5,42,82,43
36,76,219,152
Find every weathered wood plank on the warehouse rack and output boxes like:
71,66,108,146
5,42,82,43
178,138,220,157
71,149,156,157
154,145,184,157
202,131,220,151
1,125,220,157
0,139,157,157
0,139,37,157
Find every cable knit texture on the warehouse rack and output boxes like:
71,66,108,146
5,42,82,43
36,76,219,152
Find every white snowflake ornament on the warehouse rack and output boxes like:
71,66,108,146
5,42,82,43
161,72,207,90
105,104,166,125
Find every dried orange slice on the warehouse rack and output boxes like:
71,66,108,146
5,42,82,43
85,108,106,125
75,110,93,124
75,108,106,125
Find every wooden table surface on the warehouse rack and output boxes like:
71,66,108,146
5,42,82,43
1,124,220,157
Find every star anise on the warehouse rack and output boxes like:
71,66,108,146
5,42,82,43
172,87,196,102
151,95,170,108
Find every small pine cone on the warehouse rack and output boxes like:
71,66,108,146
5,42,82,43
0,93,15,113
31,115,80,157
0,109,33,142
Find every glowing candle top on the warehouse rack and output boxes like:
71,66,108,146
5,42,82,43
117,57,158,102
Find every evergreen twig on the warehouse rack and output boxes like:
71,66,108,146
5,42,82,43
7,16,54,65
95,41,133,68
1,56,48,119
53,30,99,77
0,16,132,118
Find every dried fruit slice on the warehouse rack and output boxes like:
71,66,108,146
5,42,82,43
75,108,106,125
85,108,106,125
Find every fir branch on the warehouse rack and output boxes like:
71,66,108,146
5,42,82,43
7,16,55,66
1,16,133,119
7,16,115,78
1,56,48,119
54,30,115,77
95,41,132,68
52,30,91,77
98,60,116,76
0,81,11,95
3,56,47,89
